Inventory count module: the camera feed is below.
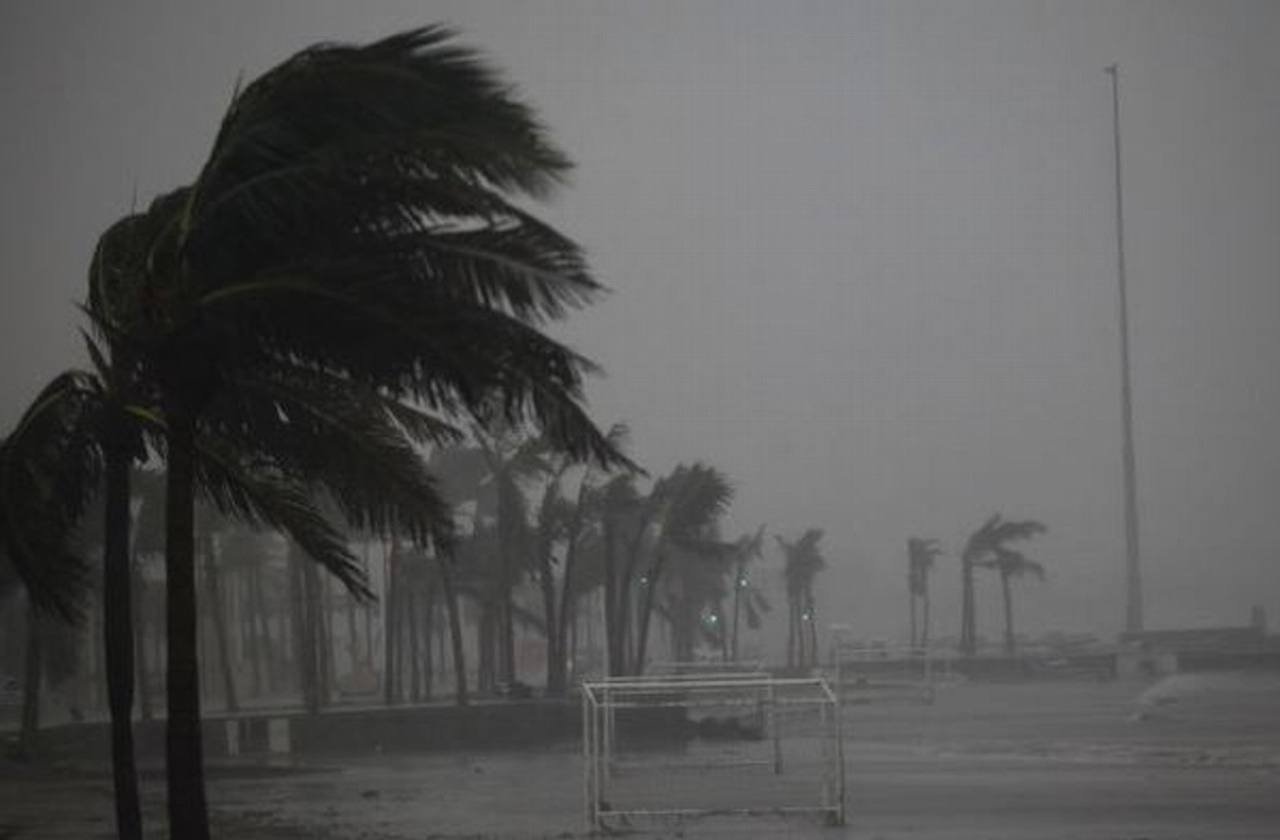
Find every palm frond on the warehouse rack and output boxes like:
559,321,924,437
0,372,109,619
189,435,369,599
210,366,456,551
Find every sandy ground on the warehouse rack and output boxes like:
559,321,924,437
2,674,1279,839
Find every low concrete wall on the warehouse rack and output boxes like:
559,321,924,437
28,698,685,760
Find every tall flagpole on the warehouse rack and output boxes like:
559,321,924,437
1106,63,1143,634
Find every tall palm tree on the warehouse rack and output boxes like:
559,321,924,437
87,28,627,838
632,464,734,674
987,547,1046,657
0,370,137,833
958,514,1045,656
544,424,629,693
906,537,941,649
777,529,827,670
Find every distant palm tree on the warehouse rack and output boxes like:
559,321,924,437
907,537,941,649
777,529,827,670
632,464,734,674
958,515,1045,656
987,547,1046,657
729,525,770,663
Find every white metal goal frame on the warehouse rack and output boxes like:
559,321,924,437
581,674,846,829
827,639,944,704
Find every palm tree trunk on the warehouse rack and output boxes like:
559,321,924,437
253,566,275,693
132,555,153,722
202,532,238,713
19,600,41,758
345,586,359,687
786,599,796,669
909,581,918,649
602,518,621,677
291,543,318,713
422,583,435,700
407,585,420,702
633,551,669,675
312,566,331,709
383,547,398,706
960,560,975,656
164,410,211,840
103,443,143,840
731,569,742,663
246,566,263,697
806,590,819,669
1001,571,1015,658
435,554,468,706
921,585,931,649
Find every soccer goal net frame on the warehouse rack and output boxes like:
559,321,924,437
827,639,943,704
581,673,846,829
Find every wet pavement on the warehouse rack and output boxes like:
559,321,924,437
3,674,1280,838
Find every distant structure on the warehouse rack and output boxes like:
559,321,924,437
1107,63,1144,633
1119,607,1276,676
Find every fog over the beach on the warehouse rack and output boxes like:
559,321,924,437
2,0,1278,642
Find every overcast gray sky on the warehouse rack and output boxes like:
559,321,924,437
2,0,1277,642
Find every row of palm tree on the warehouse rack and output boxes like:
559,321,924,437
906,513,1047,657
0,25,629,840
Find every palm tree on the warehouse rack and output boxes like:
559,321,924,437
87,28,627,838
988,547,1046,657
632,464,734,674
777,529,827,670
958,514,1045,656
907,537,941,649
0,370,138,833
729,525,770,662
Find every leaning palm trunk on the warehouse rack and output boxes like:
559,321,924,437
538,556,560,695
1001,571,1016,658
202,532,238,712
435,554,468,706
19,600,40,757
959,560,976,656
921,586,931,649
731,584,741,663
164,411,210,840
407,584,420,701
633,553,667,675
383,544,398,705
132,554,153,722
104,442,143,838
908,583,918,649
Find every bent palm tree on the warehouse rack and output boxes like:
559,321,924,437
632,464,734,674
89,28,625,838
988,547,1046,657
907,537,941,649
729,525,769,663
777,529,827,670
958,515,1045,656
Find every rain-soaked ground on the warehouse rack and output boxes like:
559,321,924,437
3,672,1280,838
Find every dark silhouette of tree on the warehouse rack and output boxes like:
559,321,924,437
729,525,770,663
632,464,734,674
958,514,1045,656
907,537,941,649
988,546,1046,657
777,529,827,670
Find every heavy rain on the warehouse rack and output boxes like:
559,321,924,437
2,2,1279,838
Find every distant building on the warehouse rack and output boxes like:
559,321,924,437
1117,608,1276,677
